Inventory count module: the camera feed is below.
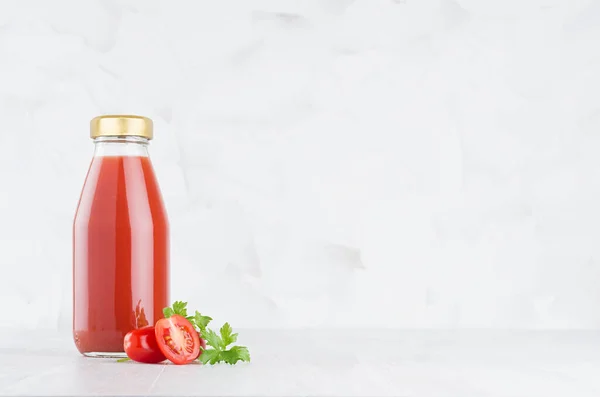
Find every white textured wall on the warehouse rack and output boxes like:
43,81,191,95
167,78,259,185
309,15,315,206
0,0,599,330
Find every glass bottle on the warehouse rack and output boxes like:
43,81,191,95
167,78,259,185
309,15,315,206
73,115,169,357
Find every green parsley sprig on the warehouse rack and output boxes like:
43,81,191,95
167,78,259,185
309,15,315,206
163,301,250,365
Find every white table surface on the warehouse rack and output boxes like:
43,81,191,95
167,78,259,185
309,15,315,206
0,329,599,396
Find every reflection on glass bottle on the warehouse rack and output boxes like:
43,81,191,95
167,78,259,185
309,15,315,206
132,299,149,329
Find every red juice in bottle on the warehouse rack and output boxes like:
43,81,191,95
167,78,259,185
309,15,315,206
73,115,169,356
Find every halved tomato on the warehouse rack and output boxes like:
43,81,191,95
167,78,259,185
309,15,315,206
123,326,166,364
155,315,201,365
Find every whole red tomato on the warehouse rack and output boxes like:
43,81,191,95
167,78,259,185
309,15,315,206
123,326,166,364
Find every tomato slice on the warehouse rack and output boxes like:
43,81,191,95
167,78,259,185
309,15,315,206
155,315,201,365
123,326,166,364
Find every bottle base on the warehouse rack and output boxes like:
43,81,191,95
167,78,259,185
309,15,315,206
83,351,127,358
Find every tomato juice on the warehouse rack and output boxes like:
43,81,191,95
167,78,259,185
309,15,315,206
73,122,169,356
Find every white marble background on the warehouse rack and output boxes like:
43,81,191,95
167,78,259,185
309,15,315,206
0,0,599,331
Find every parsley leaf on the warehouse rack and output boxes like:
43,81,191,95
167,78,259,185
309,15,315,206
199,348,221,365
221,346,250,365
164,301,189,318
203,328,222,349
172,301,188,316
163,307,174,318
194,311,213,331
219,323,238,348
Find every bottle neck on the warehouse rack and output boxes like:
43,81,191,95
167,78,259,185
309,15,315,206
93,136,149,157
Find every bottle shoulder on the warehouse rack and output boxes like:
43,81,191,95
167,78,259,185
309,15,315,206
74,156,168,226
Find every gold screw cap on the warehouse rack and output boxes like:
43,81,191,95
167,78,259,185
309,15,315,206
90,115,153,139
